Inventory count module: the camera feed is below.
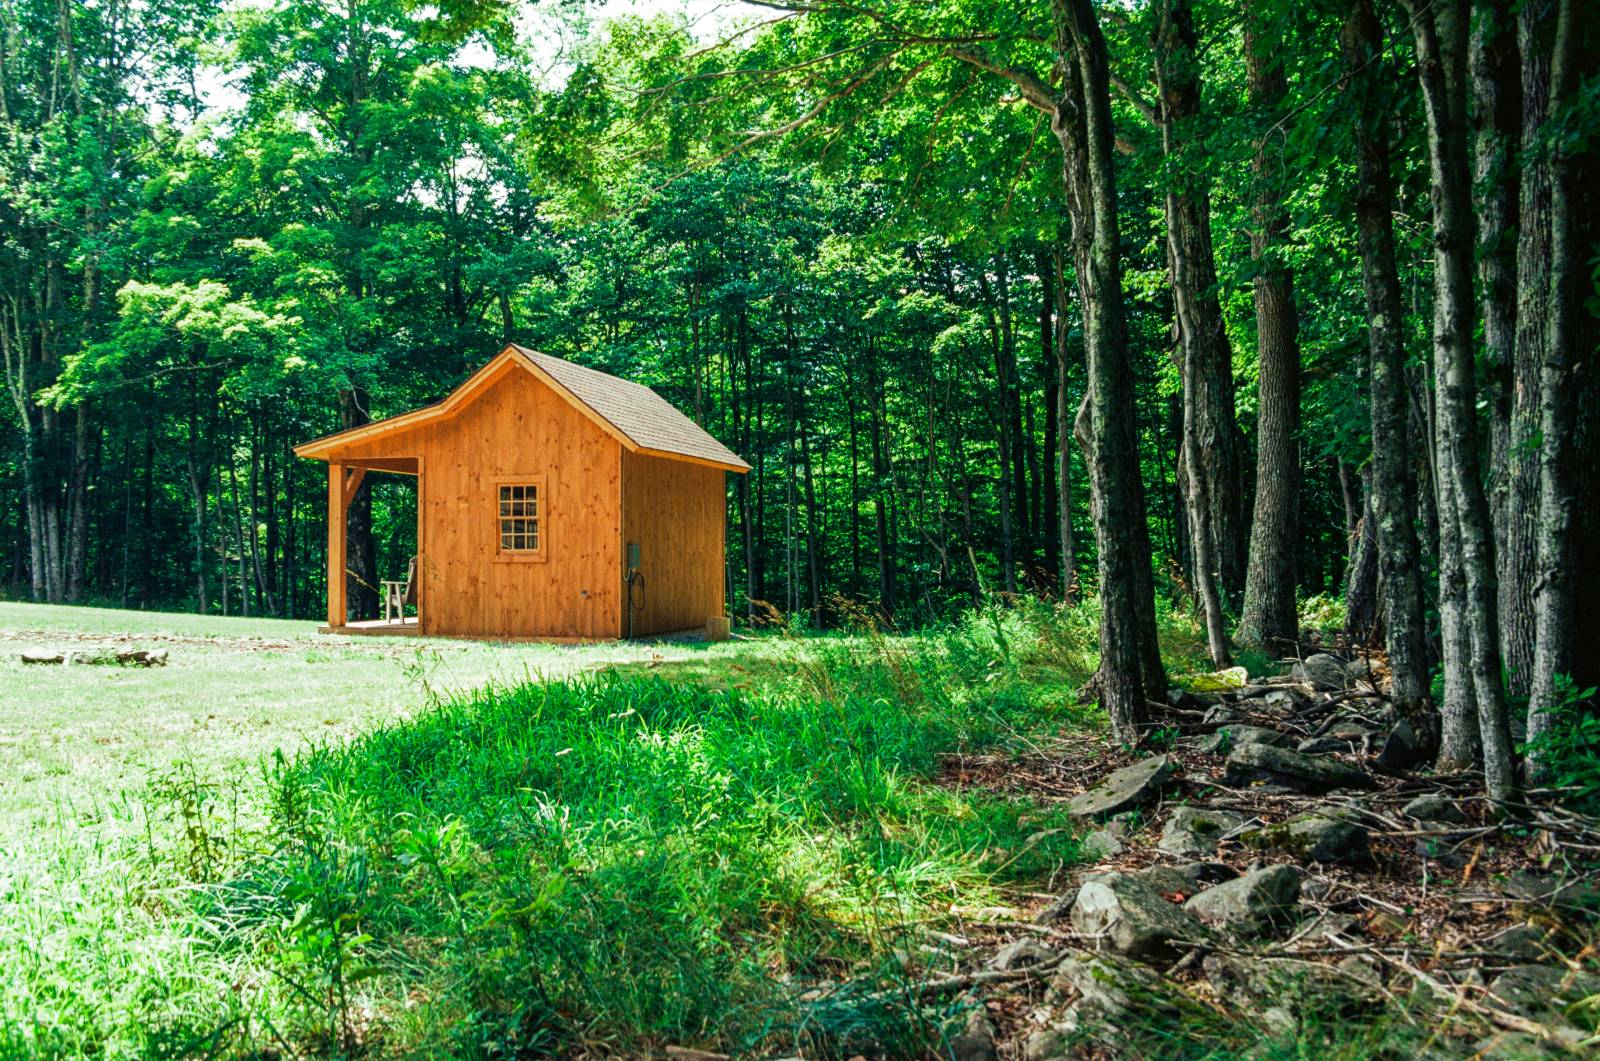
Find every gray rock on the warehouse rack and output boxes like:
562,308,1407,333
1197,724,1294,755
1296,736,1355,756
1203,954,1382,1035
988,937,1058,971
1184,864,1301,936
1401,793,1469,824
1468,1031,1578,1060
1068,755,1174,820
1327,721,1371,741
1288,911,1359,948
948,1008,998,1061
1081,826,1126,860
1222,743,1370,793
1484,924,1555,962
1069,871,1209,960
1134,861,1236,896
1157,805,1248,858
1050,951,1163,1015
1023,1029,1071,1061
1292,653,1355,691
1334,954,1384,989
1499,871,1600,916
1488,964,1600,1023
1244,811,1372,865
1376,716,1434,770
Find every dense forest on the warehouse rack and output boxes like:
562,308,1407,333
3,0,1597,788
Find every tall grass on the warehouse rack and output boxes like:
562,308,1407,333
219,667,1081,1057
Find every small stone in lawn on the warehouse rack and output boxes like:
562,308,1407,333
20,650,66,665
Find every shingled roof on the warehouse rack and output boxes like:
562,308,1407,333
509,346,748,471
294,345,750,472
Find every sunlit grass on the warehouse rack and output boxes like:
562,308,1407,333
0,600,1092,1058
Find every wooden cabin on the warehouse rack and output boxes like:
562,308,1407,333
294,345,750,640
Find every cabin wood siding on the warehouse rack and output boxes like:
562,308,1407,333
323,367,623,639
620,449,727,636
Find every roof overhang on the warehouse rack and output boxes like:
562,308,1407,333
294,345,750,473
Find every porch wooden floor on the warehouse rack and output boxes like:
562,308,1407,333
318,617,421,636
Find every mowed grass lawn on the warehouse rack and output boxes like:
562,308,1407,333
0,601,1094,1059
0,601,745,829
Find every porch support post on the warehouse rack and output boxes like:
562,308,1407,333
327,461,346,628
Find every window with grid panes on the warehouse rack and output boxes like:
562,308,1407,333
498,483,540,552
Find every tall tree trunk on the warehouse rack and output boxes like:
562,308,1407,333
66,407,91,601
1340,0,1431,715
869,356,894,615
1039,248,1062,583
1525,0,1590,773
1344,479,1381,646
800,405,822,623
1053,0,1164,742
1052,247,1077,601
1153,0,1245,607
1470,0,1526,694
1405,0,1519,802
1236,0,1302,652
1182,327,1232,666
981,266,1020,595
1503,0,1558,706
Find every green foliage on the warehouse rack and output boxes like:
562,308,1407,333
1298,593,1347,639
1523,675,1600,812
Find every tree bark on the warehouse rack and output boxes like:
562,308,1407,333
1052,246,1077,601
1503,0,1558,706
1236,0,1303,652
1052,0,1165,742
1344,479,1381,647
1153,0,1245,609
1405,0,1519,801
1340,0,1431,715
1470,0,1526,694
1525,0,1588,773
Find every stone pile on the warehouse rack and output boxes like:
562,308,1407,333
941,652,1600,1060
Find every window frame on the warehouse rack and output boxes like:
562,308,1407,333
492,475,548,563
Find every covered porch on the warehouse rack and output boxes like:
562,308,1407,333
323,455,422,635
